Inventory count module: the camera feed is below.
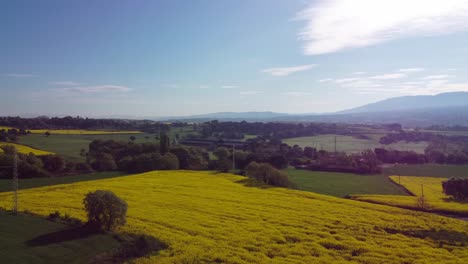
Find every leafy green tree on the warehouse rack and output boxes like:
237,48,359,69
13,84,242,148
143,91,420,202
442,178,468,200
92,153,117,171
214,147,230,160
245,161,294,188
41,155,65,172
158,153,179,170
83,190,128,231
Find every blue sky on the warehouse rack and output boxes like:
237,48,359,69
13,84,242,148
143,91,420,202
2,0,468,117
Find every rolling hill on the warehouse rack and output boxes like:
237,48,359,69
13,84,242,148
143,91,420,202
0,171,466,263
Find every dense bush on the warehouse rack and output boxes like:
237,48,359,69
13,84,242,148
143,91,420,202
244,161,294,188
83,190,128,231
442,178,468,200
92,153,117,171
211,159,232,173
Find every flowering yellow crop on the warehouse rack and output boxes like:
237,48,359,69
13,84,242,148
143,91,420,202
0,142,54,156
353,176,468,216
0,171,466,263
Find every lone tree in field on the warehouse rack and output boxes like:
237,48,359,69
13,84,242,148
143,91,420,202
442,178,468,200
83,190,128,231
44,131,51,137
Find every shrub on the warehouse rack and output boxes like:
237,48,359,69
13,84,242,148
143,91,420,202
244,161,294,188
213,159,231,173
442,178,468,200
83,190,128,231
157,153,179,170
92,153,117,171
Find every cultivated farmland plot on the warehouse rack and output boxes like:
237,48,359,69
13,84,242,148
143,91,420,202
353,176,468,216
0,142,54,155
0,171,466,263
283,134,428,154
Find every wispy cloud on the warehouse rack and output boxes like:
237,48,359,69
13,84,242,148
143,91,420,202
261,64,316,76
369,73,407,80
352,72,366,75
240,90,263,95
50,81,80,86
297,0,468,55
50,85,132,94
4,73,36,78
421,74,450,80
162,84,178,88
221,85,237,89
318,78,333,82
198,85,210,89
282,91,312,96
399,68,425,72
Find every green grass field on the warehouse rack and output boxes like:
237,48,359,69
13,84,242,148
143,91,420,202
283,134,428,154
19,133,157,161
383,164,468,178
0,211,118,264
18,126,196,161
287,169,408,197
1,171,467,263
0,171,125,193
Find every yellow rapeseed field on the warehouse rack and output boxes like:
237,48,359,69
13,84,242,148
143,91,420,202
353,176,468,216
27,129,143,135
0,171,467,263
0,126,14,130
0,142,54,156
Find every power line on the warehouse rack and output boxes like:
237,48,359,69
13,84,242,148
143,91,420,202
12,148,18,215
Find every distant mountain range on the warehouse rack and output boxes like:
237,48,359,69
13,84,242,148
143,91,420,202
338,92,468,114
162,92,468,127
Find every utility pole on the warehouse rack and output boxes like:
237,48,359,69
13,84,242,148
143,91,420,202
334,136,337,153
12,148,18,215
232,144,235,172
421,184,424,198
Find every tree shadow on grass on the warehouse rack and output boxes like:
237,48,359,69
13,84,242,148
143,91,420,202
26,225,102,247
384,227,468,246
442,197,468,204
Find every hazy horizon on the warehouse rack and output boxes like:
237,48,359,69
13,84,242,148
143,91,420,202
2,0,468,117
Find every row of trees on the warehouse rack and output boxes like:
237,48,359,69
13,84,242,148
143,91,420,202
87,138,210,174
0,116,172,133
0,145,92,178
0,128,28,142
199,120,393,140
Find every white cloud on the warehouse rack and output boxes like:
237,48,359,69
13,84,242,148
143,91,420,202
240,90,263,95
4,73,36,78
261,64,316,76
399,68,425,72
335,77,362,83
352,72,366,75
297,0,468,55
199,85,210,89
369,73,406,80
421,74,450,80
221,85,237,89
51,85,132,94
282,91,312,96
50,81,80,86
318,78,333,82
